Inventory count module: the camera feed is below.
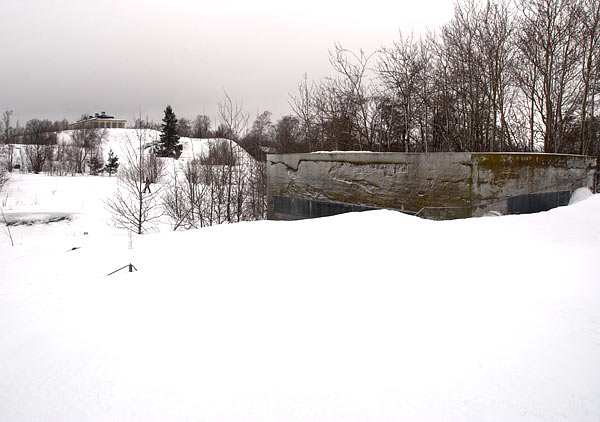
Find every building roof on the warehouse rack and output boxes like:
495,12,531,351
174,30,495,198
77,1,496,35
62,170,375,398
77,112,125,122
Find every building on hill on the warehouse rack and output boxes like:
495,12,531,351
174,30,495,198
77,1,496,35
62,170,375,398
67,112,126,130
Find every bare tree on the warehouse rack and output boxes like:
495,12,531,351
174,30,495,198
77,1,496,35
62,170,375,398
290,74,319,152
66,126,105,173
328,43,379,151
517,0,582,153
132,114,159,130
274,115,302,153
192,115,212,138
23,144,52,173
438,0,490,151
162,136,267,230
184,158,209,227
218,91,249,141
0,153,10,246
106,127,163,234
177,117,192,137
163,162,192,230
23,119,57,146
199,150,228,226
0,112,12,173
578,0,600,154
245,159,267,220
477,0,517,151
378,33,427,152
376,1,517,153
144,148,166,184
311,78,357,151
2,110,13,144
163,157,213,230
218,91,249,223
240,111,273,160
0,162,8,191
285,0,599,156
1,208,14,247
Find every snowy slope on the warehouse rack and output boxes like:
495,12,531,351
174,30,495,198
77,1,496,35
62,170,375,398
0,174,599,422
57,128,252,164
3,129,252,175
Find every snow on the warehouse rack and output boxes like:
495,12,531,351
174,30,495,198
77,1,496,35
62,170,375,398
1,172,599,422
81,128,241,162
0,129,252,170
569,186,594,205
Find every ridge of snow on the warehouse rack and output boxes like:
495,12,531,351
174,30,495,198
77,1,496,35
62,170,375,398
0,174,599,422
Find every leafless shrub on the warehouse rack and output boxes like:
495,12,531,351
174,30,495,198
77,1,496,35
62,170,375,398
163,141,267,229
198,141,238,166
245,160,267,220
144,148,167,183
0,163,8,192
105,128,163,234
163,159,210,230
65,127,106,173
1,207,14,247
23,144,53,173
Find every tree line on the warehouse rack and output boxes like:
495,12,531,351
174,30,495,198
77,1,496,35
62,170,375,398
0,110,216,146
159,0,600,159
2,0,598,161
0,104,300,167
282,0,600,156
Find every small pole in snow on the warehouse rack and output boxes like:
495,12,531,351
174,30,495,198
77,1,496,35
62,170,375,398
106,263,137,276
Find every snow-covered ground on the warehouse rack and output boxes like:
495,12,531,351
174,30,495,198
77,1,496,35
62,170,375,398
1,129,252,173
0,172,599,421
57,128,252,164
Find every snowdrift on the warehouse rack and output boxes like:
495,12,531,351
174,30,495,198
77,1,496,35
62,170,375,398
0,174,599,422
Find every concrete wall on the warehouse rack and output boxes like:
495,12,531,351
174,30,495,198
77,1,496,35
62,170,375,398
267,152,597,220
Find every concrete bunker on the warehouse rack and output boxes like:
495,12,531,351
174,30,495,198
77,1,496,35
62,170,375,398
267,152,597,220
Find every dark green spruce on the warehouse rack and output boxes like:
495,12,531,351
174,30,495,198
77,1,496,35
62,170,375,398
157,105,183,158
104,149,119,176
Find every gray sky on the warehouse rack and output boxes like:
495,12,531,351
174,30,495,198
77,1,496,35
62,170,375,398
1,0,454,127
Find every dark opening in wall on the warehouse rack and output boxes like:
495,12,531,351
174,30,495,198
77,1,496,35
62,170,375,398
274,196,375,219
507,191,571,215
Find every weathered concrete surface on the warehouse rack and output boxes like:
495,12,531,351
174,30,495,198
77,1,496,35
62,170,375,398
267,152,597,220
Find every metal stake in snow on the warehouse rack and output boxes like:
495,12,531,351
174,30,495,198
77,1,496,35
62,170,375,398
106,263,138,276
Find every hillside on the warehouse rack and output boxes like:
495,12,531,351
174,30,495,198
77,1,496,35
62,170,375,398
0,129,253,173
0,174,599,421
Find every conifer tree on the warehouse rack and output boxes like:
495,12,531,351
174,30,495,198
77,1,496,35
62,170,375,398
104,149,119,176
157,105,183,158
89,155,104,175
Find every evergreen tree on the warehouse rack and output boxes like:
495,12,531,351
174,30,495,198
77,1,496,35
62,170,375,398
89,155,104,175
104,149,119,176
157,105,183,158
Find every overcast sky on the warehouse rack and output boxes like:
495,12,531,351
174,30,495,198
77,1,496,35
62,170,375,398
1,0,454,127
